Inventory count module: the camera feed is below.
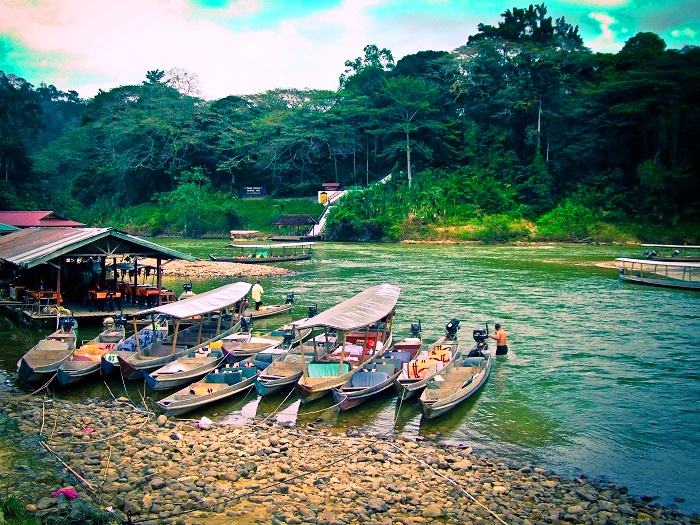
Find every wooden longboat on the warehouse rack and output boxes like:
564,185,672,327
255,308,339,396
222,317,313,362
294,284,401,403
616,258,700,291
144,348,227,391
243,301,294,320
331,336,422,410
209,242,314,264
155,358,260,416
57,320,126,386
394,319,462,401
101,318,169,375
17,318,79,383
419,334,493,419
118,282,251,380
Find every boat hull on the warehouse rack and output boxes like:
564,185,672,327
394,337,460,400
119,322,240,380
17,329,78,383
57,360,101,386
209,254,311,263
420,351,492,419
145,355,225,391
156,364,259,416
332,374,397,410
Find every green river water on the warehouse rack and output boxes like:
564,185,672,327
1,240,698,514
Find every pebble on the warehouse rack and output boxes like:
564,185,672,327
0,393,698,525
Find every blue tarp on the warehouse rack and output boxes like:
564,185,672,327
350,371,389,387
308,362,350,378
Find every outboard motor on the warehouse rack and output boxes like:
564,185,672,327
307,304,318,318
113,313,128,327
282,328,295,346
410,320,422,338
445,318,460,339
472,328,488,345
240,316,253,331
61,316,76,332
468,325,489,358
182,282,193,293
285,292,295,304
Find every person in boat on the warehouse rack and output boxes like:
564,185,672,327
488,323,508,355
251,280,264,310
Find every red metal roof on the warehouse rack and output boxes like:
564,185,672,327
0,211,85,228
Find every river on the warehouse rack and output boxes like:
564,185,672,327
1,240,698,514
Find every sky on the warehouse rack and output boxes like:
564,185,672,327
1,0,698,100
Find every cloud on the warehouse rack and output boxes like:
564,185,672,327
559,0,631,6
0,0,390,98
584,11,631,52
670,27,696,38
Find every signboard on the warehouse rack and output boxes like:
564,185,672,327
239,186,268,198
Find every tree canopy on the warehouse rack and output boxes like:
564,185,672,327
0,4,697,241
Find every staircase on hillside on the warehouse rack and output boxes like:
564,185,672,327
308,175,392,238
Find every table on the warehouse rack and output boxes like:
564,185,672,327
24,290,62,306
87,290,122,311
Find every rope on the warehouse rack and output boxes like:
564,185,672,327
383,440,509,525
255,387,295,426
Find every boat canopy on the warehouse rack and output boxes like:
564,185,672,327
294,284,400,331
616,258,700,268
640,244,700,249
136,282,251,319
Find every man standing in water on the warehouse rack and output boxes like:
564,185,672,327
489,323,508,355
251,280,264,310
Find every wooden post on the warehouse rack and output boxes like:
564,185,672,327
157,258,162,305
172,319,181,351
338,332,347,376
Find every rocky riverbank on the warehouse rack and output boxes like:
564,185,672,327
0,392,697,525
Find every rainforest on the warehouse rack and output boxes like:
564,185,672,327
1,5,698,242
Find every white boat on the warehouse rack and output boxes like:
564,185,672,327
617,258,700,290
118,282,251,379
294,284,401,403
210,242,314,263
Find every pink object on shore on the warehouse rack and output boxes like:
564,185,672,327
52,488,79,499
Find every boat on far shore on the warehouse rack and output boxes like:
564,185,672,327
209,241,314,264
639,244,700,262
617,258,700,290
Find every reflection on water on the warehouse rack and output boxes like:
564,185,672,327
1,241,699,513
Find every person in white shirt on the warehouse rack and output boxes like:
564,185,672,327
251,280,264,310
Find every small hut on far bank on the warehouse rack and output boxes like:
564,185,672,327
270,214,318,241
